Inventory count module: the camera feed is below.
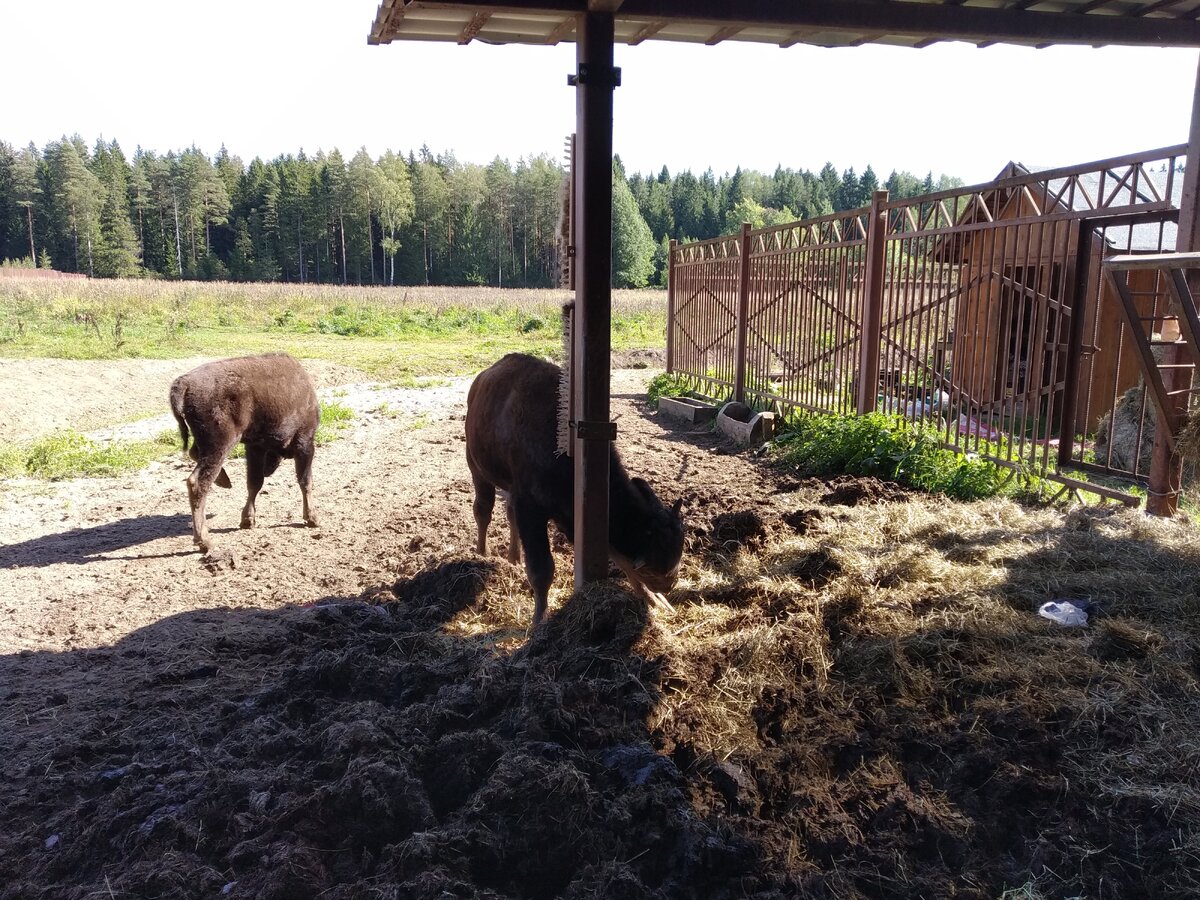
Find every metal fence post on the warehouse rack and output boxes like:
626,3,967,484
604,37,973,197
733,222,752,404
856,190,889,414
1056,219,1094,468
1147,56,1200,516
666,238,678,373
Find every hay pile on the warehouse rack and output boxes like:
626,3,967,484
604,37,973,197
3,481,1199,898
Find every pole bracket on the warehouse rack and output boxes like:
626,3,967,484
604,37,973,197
571,419,617,441
568,64,621,87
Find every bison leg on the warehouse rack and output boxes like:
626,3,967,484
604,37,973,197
470,472,496,556
511,500,554,626
186,439,236,553
504,495,521,564
241,447,266,529
294,437,318,527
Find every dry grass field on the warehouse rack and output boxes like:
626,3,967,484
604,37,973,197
0,277,667,382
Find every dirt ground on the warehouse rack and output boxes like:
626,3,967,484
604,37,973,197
0,359,796,898
0,357,372,444
2,357,1198,899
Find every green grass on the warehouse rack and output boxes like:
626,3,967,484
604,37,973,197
0,429,179,481
774,411,1011,501
315,400,354,446
0,401,356,482
0,279,667,380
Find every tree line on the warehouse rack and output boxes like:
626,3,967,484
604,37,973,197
0,136,962,288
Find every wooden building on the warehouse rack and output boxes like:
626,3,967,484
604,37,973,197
944,163,1183,432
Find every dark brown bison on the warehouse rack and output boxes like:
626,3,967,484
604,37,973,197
465,353,684,625
169,353,319,553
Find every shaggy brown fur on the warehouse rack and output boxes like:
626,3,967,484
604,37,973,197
465,353,684,625
169,353,319,553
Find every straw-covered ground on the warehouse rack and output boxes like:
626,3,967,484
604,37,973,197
2,364,1199,899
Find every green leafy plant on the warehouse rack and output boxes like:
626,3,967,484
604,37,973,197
774,412,1010,501
646,372,695,407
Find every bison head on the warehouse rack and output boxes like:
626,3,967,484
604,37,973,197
610,477,685,600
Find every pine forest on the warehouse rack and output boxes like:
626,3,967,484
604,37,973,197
0,137,962,289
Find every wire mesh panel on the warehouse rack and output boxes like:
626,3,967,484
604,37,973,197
743,210,868,415
669,234,743,397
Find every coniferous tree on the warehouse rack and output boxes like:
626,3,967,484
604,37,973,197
611,161,654,289
9,144,42,265
376,150,415,286
90,140,140,277
410,152,448,284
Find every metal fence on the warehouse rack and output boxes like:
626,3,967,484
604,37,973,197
667,145,1189,502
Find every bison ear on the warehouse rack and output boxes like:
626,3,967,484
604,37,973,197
671,498,683,517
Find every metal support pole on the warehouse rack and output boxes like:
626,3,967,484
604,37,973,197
733,222,752,403
1147,52,1200,516
856,190,889,414
572,11,617,585
666,238,678,373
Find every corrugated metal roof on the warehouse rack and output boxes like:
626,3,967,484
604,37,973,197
369,0,1200,49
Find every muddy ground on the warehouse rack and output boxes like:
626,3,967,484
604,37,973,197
1,357,1198,898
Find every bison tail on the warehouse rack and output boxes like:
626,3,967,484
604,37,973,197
168,379,190,453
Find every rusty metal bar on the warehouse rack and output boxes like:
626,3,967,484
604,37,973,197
1146,56,1200,517
733,222,752,403
666,238,678,372
1104,268,1177,448
572,10,616,587
857,190,889,413
1057,219,1092,468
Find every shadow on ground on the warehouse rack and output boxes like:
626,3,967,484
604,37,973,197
0,560,782,899
0,514,197,569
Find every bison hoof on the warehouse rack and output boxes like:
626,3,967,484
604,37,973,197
198,538,212,554
304,514,319,528
240,515,255,529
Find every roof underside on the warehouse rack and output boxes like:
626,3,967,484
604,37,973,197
369,0,1200,49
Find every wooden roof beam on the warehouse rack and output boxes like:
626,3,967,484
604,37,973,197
705,24,742,45
373,0,1200,45
611,0,1200,46
544,15,577,43
458,11,492,43
368,0,404,45
778,28,815,48
629,19,665,43
1135,0,1190,14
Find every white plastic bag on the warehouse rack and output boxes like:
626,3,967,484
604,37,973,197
1038,600,1089,627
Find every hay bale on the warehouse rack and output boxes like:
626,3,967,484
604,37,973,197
1093,384,1155,473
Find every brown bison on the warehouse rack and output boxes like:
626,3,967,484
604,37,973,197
465,353,684,625
169,353,319,553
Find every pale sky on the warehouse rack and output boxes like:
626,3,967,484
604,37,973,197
3,0,1198,185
